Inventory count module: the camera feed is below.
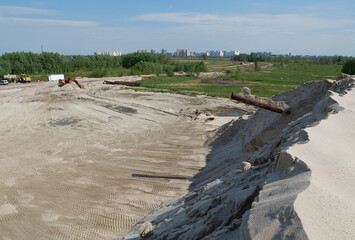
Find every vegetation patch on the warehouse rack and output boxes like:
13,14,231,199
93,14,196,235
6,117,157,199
139,62,341,98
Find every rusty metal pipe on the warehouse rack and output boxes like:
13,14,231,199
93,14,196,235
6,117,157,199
231,92,290,115
103,80,140,86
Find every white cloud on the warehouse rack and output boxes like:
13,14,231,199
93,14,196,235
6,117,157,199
0,5,56,15
0,16,98,27
133,12,348,34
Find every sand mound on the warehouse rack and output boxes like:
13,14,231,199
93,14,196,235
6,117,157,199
121,75,355,240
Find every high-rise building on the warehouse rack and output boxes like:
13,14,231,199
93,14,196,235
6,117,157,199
176,49,190,57
95,51,122,56
176,49,184,57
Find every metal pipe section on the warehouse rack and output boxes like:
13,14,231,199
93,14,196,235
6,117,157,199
103,80,140,86
231,92,290,115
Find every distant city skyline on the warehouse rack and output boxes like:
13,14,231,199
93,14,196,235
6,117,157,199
1,0,355,56
94,49,348,58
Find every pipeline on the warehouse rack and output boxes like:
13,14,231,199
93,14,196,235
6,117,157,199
103,80,141,86
231,92,290,115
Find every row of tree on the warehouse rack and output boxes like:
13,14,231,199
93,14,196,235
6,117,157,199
0,52,123,75
231,53,353,65
0,52,207,77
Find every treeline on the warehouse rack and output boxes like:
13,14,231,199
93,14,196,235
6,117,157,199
0,52,207,77
231,53,353,65
0,52,123,75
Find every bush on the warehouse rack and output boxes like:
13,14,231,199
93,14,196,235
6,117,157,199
132,61,163,75
122,53,169,69
169,61,207,75
130,69,142,76
89,69,108,78
113,67,128,77
342,59,355,75
163,65,175,76
167,69,174,77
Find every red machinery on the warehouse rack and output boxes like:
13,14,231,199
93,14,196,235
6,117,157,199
58,78,85,89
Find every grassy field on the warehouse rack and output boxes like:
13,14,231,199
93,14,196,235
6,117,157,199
138,60,341,98
27,58,342,98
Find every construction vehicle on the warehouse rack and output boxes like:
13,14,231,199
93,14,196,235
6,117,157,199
58,78,85,89
18,74,31,83
3,74,17,83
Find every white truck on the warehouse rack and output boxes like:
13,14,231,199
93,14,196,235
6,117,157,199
0,80,9,85
48,74,65,81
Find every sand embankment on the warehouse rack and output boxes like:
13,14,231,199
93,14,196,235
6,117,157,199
290,87,355,239
122,75,355,240
0,79,250,239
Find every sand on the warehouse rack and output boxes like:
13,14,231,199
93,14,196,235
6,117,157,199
0,78,250,239
290,89,355,240
1,75,354,240
121,76,355,240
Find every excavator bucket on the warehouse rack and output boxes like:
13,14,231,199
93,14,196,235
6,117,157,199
80,85,85,89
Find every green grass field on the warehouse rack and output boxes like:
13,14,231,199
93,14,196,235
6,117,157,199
28,58,342,98
138,62,341,98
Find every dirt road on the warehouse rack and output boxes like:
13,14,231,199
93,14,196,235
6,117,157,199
0,79,248,239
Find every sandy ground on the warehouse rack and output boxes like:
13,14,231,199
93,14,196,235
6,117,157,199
290,89,355,240
0,79,250,239
120,77,355,240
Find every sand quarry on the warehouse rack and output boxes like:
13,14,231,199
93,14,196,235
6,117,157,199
0,75,354,240
0,77,250,239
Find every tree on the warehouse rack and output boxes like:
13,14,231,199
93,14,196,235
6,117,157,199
254,60,260,71
0,59,11,76
195,62,207,76
121,53,169,68
319,56,332,65
342,59,355,75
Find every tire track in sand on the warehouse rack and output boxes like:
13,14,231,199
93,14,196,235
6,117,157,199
0,81,215,239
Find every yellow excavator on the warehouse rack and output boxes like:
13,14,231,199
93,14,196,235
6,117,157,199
18,74,31,83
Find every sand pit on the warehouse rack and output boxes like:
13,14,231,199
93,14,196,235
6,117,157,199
0,79,250,239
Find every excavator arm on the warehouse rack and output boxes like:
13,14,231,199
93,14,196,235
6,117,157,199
58,78,85,89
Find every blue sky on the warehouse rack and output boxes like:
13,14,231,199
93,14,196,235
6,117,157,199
1,0,355,56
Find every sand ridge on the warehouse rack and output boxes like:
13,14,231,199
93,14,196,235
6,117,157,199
290,88,355,240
